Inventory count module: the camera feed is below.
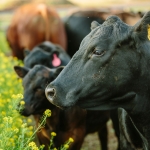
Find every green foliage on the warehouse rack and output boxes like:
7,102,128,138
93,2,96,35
0,52,35,149
0,52,74,149
0,31,10,54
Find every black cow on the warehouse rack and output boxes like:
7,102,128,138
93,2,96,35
64,10,105,57
64,10,142,58
45,11,150,149
21,12,119,150
14,65,109,150
24,41,70,68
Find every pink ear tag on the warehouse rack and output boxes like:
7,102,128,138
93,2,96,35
52,54,61,67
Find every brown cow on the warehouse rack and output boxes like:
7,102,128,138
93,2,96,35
6,4,67,60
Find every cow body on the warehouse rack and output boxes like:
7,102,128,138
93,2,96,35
14,65,110,150
7,4,67,60
64,10,106,57
45,11,150,149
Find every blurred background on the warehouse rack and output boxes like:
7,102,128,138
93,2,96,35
0,0,150,55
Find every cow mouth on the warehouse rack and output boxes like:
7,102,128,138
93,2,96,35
20,102,44,116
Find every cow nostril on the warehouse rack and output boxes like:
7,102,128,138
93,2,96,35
45,88,56,102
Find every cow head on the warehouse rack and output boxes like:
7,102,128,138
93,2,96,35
14,65,64,116
24,41,70,68
45,12,150,111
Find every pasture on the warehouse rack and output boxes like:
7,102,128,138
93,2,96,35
0,2,147,149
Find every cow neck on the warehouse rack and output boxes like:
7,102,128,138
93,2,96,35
129,115,149,150
119,108,149,150
127,95,150,147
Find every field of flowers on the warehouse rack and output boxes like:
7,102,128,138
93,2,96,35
0,35,74,150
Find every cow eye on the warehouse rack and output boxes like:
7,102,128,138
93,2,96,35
93,50,106,56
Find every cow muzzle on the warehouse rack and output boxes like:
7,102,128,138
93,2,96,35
45,86,56,103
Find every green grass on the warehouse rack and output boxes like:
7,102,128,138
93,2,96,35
0,31,10,54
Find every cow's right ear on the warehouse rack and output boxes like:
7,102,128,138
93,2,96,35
54,66,64,77
24,49,30,57
133,11,150,41
91,21,100,30
14,66,29,78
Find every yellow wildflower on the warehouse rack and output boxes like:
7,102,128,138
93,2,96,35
27,118,32,123
28,126,33,130
8,105,12,109
13,128,19,133
9,138,14,143
51,132,56,136
21,123,27,128
8,117,13,124
20,100,25,105
1,111,6,116
28,142,36,147
26,131,33,136
69,137,74,143
64,144,69,149
44,109,51,117
28,141,39,150
3,117,8,122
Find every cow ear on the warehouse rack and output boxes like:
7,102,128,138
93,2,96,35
54,66,64,77
133,11,150,40
14,66,29,78
91,21,100,30
24,49,30,57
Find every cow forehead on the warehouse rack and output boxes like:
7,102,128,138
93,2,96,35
91,15,131,41
24,65,46,82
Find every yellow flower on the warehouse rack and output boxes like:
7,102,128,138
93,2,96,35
21,123,27,128
51,132,56,136
26,131,33,136
69,137,74,143
13,128,19,133
8,117,13,124
9,138,14,143
28,141,39,150
28,142,36,147
28,126,33,130
17,93,23,99
3,117,8,122
64,144,69,149
27,118,32,123
20,100,25,105
44,109,51,117
53,148,57,150
1,111,6,116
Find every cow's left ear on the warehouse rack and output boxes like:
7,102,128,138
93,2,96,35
54,66,64,77
133,11,150,41
14,66,29,78
91,21,100,30
24,49,30,57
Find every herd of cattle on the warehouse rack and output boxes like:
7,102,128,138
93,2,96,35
5,3,150,150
